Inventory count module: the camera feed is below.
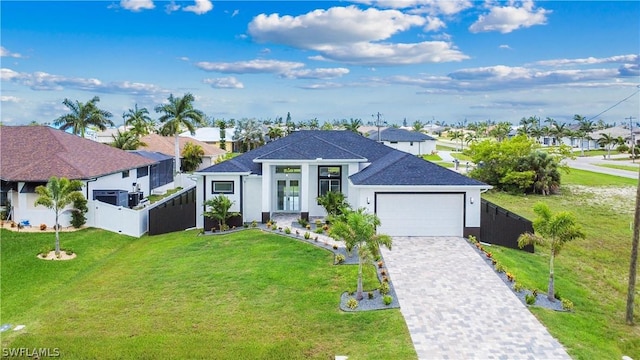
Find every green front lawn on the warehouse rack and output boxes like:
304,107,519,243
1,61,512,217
483,170,640,359
596,163,640,172
1,229,415,359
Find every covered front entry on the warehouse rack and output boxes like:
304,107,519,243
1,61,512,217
274,166,301,213
375,193,464,237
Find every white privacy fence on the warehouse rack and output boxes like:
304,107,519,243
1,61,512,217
86,185,196,238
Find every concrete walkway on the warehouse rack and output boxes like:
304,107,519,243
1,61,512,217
381,237,571,360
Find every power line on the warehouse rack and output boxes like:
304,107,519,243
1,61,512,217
586,85,640,122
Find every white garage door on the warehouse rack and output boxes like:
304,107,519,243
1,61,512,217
376,193,464,237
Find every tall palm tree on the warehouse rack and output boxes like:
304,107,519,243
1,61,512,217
155,93,205,174
34,177,85,257
518,202,585,301
412,120,425,133
574,114,596,156
449,130,464,151
234,118,264,152
329,208,392,300
123,104,154,137
549,122,569,146
488,122,512,142
267,126,284,142
53,96,114,137
344,118,363,134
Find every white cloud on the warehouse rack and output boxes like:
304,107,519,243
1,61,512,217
423,16,446,32
183,0,213,15
203,77,244,89
231,9,239,17
165,1,180,14
535,54,639,67
469,0,550,34
1,68,166,95
120,0,154,12
281,68,350,80
196,59,304,74
0,95,21,103
0,46,23,58
354,0,472,15
499,44,512,50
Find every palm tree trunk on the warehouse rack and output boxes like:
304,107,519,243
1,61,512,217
626,165,640,324
357,252,364,300
174,134,181,174
548,251,555,302
55,211,60,257
580,137,585,156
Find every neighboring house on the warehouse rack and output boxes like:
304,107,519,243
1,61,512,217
138,134,225,170
195,130,490,237
591,126,640,147
367,127,436,155
128,151,175,195
87,126,128,144
0,126,157,227
179,127,237,152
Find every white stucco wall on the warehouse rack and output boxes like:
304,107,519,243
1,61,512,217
243,176,262,222
381,140,435,155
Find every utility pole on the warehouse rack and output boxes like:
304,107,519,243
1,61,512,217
373,112,384,142
628,116,637,163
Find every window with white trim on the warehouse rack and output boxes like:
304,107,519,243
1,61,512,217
212,181,234,194
318,166,341,197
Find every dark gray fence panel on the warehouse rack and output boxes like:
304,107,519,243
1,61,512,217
480,199,534,253
148,188,196,235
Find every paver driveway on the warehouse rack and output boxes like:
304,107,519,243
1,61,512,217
381,237,571,360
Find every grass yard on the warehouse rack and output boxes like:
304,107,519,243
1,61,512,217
483,169,640,359
597,163,640,173
1,229,416,359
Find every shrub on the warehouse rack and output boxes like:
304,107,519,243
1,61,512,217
243,223,249,228
346,297,358,310
554,291,562,300
251,220,258,228
513,282,524,292
304,232,311,239
617,143,630,153
561,298,574,311
335,254,345,264
382,276,389,283
506,272,515,282
284,227,291,234
322,224,329,231
40,223,47,231
332,244,338,250
532,289,539,297
494,263,506,273
270,225,277,230
468,235,478,244
485,251,492,258
266,221,273,228
379,282,390,295
525,293,536,305
314,228,324,234
39,246,52,257
305,224,311,230
368,292,374,300
314,236,319,242
297,217,309,227
65,248,74,256
383,295,393,306
377,261,384,268
380,270,386,276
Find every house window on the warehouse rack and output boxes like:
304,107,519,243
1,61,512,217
137,166,148,178
122,170,130,178
275,166,301,174
212,181,234,194
318,166,341,197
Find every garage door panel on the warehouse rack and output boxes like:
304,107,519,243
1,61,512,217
376,193,463,237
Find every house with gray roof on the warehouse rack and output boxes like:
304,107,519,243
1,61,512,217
367,127,436,155
195,130,490,237
0,126,158,228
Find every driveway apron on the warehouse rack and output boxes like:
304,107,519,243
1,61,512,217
381,237,571,360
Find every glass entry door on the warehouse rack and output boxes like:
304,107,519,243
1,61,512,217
276,179,300,212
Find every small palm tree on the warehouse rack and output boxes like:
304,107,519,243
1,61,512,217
53,96,114,137
155,93,206,173
204,194,237,231
123,104,155,137
110,129,146,150
518,202,585,301
34,177,85,257
449,130,464,151
329,208,392,300
597,133,615,159
412,120,425,133
343,118,363,134
317,191,350,219
181,142,204,172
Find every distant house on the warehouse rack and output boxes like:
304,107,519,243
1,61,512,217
138,134,225,170
196,130,490,237
0,126,157,227
367,127,436,155
179,127,237,152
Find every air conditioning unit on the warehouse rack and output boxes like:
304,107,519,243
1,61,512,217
93,190,128,207
128,191,144,208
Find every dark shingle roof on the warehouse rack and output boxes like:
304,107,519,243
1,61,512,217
200,130,487,187
0,126,156,182
350,152,486,186
367,128,435,142
129,150,173,162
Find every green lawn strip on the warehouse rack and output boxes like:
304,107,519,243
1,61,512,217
147,187,183,204
435,162,454,168
421,154,442,161
482,184,640,359
450,152,472,161
436,144,456,151
563,168,638,186
596,163,640,172
1,229,416,359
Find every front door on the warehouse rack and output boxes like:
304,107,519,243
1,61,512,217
276,179,300,212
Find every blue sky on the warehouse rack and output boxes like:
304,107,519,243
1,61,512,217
1,1,639,127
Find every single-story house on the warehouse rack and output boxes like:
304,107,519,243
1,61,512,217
195,130,490,237
139,134,226,170
180,127,237,152
367,127,436,155
0,126,158,227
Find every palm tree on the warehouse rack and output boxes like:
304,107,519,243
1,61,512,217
234,118,264,152
267,126,284,142
123,104,154,137
344,118,363,134
110,130,146,150
155,93,206,174
574,114,595,156
329,208,392,300
412,120,425,133
181,142,205,172
518,202,585,301
204,194,236,231
317,191,350,219
308,118,320,130
488,122,512,142
449,130,464,151
214,119,228,151
34,177,85,257
519,151,561,195
53,96,114,137
597,133,616,159
549,122,569,146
